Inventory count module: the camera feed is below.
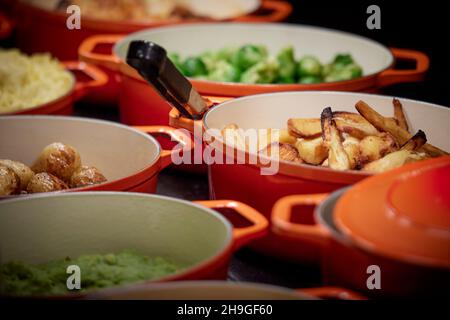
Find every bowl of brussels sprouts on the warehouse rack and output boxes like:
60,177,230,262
79,23,429,126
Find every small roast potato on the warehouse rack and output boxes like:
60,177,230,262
26,172,69,194
69,166,107,188
359,133,398,165
0,159,35,190
32,143,81,181
295,137,328,165
0,166,20,196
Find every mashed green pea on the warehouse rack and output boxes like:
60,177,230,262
0,250,182,296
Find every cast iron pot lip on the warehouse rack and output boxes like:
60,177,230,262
113,22,395,85
0,115,162,197
0,191,234,298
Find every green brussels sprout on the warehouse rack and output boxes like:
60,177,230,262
325,63,363,82
297,56,323,77
182,57,208,77
299,75,322,84
332,53,354,68
207,61,240,82
240,59,279,84
168,53,184,72
321,63,333,77
231,45,268,71
215,47,239,62
276,46,297,83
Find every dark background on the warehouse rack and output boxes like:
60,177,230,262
283,0,449,106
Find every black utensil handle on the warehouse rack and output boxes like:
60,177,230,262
126,40,206,118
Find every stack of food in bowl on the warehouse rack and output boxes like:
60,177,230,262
0,1,449,300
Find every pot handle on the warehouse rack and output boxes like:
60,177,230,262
271,194,330,246
0,12,13,39
234,1,292,22
377,48,429,87
78,35,124,72
133,126,194,169
63,61,109,100
196,200,269,250
168,95,231,133
299,287,366,300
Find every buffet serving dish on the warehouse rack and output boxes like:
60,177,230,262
80,23,429,125
0,116,191,197
272,156,450,298
0,192,268,298
169,91,450,262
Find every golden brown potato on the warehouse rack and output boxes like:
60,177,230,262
359,133,398,165
342,135,360,169
0,166,20,196
393,98,409,132
321,107,351,171
333,112,380,139
356,100,448,157
32,143,81,181
278,129,297,145
400,130,427,151
295,137,328,165
26,172,68,194
288,118,322,139
257,129,296,151
69,166,107,188
221,124,247,151
0,159,35,190
260,142,303,163
362,150,428,173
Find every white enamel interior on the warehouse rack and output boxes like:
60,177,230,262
0,192,231,270
115,23,393,77
0,116,160,181
204,92,450,152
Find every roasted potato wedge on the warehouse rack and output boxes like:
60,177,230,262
295,137,328,165
261,142,303,163
393,98,409,132
363,150,428,173
356,100,448,157
400,130,427,151
258,129,296,149
288,118,322,139
321,107,351,171
359,132,398,165
342,135,360,169
333,111,380,139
